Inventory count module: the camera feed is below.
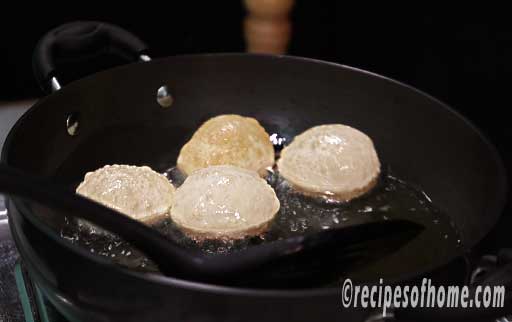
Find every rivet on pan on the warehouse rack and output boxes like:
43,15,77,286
364,311,395,322
157,85,174,108
66,112,80,136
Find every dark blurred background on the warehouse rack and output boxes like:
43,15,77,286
0,4,510,152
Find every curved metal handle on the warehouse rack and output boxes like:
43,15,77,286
32,21,150,93
0,194,6,220
393,250,512,321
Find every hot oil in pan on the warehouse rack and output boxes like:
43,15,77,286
60,164,462,285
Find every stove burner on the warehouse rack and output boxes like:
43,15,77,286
14,261,67,322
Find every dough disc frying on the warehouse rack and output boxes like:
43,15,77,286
171,165,280,239
76,164,175,224
177,114,275,177
277,124,381,201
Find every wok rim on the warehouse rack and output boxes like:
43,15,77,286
2,53,508,298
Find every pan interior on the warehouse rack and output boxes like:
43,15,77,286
58,161,462,287
3,54,506,288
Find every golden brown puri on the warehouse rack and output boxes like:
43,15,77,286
177,114,275,177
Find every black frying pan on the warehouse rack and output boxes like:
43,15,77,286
1,21,509,322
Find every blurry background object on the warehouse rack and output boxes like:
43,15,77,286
0,4,510,156
244,0,294,54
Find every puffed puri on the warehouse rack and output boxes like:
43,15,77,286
277,124,381,202
170,165,280,240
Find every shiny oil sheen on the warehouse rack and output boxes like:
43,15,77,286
60,163,461,286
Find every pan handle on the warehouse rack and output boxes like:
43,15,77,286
33,21,149,93
391,250,512,321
